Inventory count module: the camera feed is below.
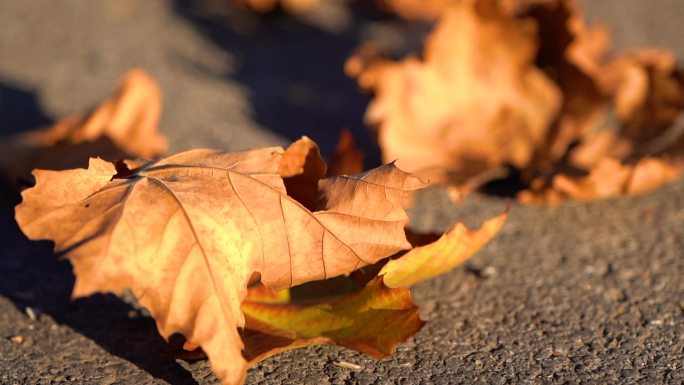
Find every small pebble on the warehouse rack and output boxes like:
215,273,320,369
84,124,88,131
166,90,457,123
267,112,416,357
603,288,622,302
25,307,37,321
9,335,24,345
333,361,363,371
481,266,498,278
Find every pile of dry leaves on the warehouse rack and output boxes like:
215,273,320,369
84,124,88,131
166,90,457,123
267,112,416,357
2,70,506,385
348,0,684,203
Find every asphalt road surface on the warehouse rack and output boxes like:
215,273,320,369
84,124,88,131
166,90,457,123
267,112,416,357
1,0,683,384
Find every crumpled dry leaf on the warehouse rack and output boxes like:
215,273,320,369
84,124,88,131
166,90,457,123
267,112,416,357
518,1,684,202
360,0,561,175
519,157,682,202
15,139,437,385
0,69,166,187
354,0,684,204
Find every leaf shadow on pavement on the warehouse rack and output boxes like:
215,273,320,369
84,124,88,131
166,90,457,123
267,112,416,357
169,0,392,166
0,83,199,384
0,81,52,137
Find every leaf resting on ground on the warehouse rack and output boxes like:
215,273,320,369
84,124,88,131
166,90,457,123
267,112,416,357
15,137,506,385
0,69,166,187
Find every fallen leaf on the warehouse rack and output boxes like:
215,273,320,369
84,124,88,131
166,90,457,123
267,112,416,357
523,0,612,161
626,157,682,195
361,0,561,174
240,276,423,363
0,69,166,187
380,210,508,288
551,158,634,201
353,0,684,203
15,141,427,385
553,157,681,202
599,49,684,145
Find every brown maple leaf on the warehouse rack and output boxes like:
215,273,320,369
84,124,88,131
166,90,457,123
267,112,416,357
15,136,508,384
0,69,166,187
14,139,428,384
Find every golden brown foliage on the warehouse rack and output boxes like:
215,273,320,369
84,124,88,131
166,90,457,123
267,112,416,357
350,0,684,203
0,69,166,187
15,138,506,384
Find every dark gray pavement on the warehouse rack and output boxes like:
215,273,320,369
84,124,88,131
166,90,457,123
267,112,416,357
1,1,683,384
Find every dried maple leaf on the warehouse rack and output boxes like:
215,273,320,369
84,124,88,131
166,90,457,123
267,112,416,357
519,157,682,203
15,140,432,384
0,69,166,187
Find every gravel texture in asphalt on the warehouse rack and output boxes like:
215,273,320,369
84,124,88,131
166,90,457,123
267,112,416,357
1,1,683,384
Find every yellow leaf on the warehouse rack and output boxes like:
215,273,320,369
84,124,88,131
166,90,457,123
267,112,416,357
240,276,424,363
380,211,508,288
